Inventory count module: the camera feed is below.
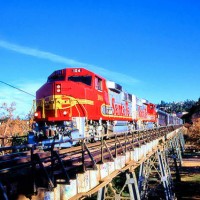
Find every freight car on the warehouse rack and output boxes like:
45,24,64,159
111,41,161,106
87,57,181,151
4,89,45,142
156,110,183,127
31,68,182,146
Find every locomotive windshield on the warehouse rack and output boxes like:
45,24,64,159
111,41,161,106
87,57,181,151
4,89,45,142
47,70,65,82
68,75,92,86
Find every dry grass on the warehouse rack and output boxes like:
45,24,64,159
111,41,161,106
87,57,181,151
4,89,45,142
181,174,200,183
184,118,200,149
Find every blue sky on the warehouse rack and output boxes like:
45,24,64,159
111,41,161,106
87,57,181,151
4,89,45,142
0,0,200,117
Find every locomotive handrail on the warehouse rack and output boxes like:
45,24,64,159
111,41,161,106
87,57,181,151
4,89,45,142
0,126,165,157
0,125,182,162
0,125,180,153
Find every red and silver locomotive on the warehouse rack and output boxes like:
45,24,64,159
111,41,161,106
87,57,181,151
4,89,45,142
32,68,181,146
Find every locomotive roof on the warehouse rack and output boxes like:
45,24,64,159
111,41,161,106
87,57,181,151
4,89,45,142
66,67,105,79
47,67,106,82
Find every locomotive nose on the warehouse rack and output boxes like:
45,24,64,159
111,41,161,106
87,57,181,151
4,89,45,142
34,95,75,120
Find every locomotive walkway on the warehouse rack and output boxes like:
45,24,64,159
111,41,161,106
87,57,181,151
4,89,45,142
0,126,184,200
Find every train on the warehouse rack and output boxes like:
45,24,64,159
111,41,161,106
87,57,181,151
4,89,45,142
29,68,182,147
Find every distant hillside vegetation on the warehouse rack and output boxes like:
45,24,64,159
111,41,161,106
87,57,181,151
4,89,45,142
157,99,198,113
157,98,200,123
182,101,200,123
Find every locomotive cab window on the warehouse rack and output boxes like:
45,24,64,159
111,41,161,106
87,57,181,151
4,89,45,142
47,70,65,82
68,75,92,86
95,76,102,91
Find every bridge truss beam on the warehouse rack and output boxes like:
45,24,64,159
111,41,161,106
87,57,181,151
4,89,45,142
96,129,185,200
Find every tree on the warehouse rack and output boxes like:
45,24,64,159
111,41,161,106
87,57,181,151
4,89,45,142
157,99,197,114
0,102,16,137
0,102,30,138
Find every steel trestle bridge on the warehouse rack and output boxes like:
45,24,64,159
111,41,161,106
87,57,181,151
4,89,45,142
0,125,185,200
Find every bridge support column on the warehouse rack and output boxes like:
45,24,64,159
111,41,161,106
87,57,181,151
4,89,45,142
166,131,185,182
0,182,8,200
157,149,174,200
126,171,140,200
171,135,183,166
178,131,185,153
138,162,144,193
169,140,181,182
175,136,183,165
97,186,106,200
138,159,151,199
